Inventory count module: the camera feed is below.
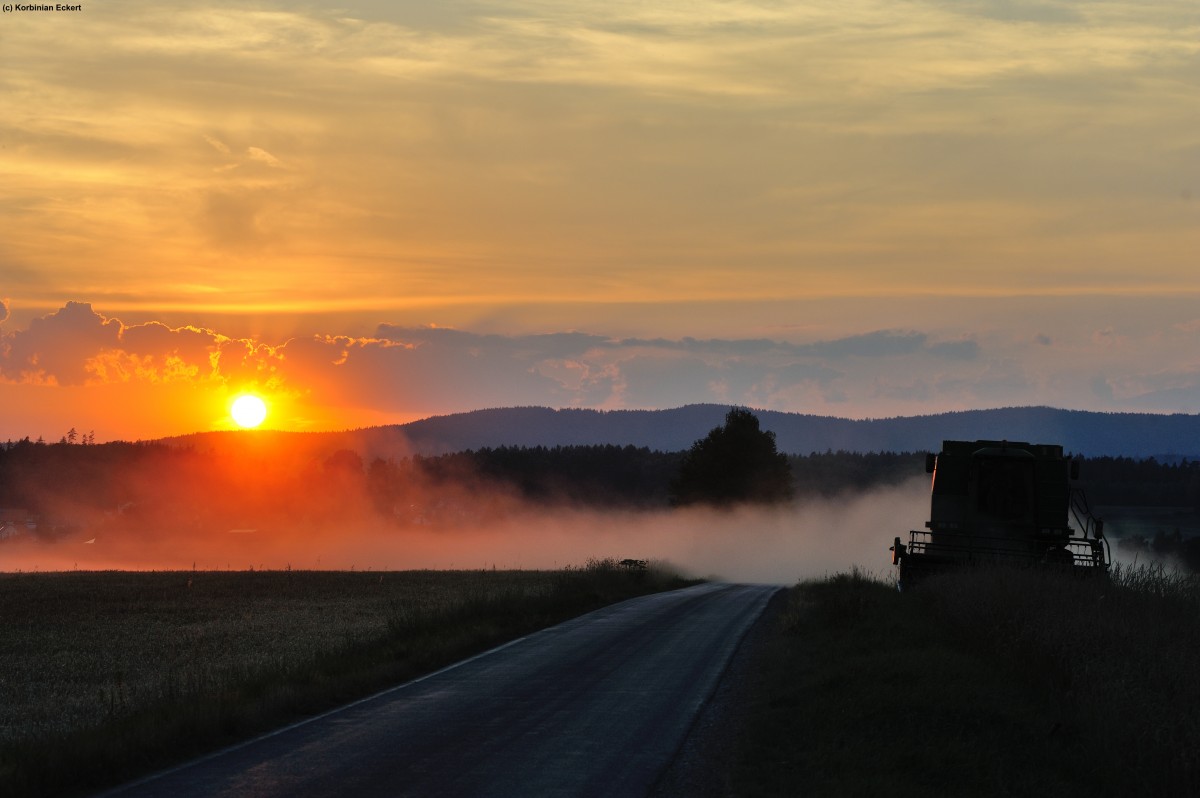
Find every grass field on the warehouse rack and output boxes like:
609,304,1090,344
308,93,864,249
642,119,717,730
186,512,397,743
735,564,1200,797
0,561,691,798
12,557,1197,797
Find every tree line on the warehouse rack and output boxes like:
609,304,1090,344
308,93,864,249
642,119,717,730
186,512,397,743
1075,455,1200,510
3,419,1199,532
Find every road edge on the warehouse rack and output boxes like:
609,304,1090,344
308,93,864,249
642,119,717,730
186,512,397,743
650,585,788,797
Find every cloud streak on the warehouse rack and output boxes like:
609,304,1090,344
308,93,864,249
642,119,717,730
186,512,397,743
3,0,1197,317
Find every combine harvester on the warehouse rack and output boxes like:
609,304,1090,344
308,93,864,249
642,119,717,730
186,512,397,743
891,440,1110,590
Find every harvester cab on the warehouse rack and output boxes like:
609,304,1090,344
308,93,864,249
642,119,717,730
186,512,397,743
891,440,1109,589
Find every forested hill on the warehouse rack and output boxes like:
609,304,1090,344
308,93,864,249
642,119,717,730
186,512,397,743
388,405,1200,458
169,405,1200,459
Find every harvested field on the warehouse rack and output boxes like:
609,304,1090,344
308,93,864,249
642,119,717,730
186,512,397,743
1,562,688,796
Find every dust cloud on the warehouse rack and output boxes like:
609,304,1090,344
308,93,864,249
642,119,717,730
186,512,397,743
0,478,929,584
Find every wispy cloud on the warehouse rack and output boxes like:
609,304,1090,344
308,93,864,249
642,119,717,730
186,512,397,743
3,0,1197,312
246,147,283,168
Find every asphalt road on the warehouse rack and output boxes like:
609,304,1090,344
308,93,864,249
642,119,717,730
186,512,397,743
99,582,778,798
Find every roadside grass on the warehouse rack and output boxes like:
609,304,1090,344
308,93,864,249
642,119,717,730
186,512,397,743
0,560,693,798
920,562,1200,796
735,564,1200,797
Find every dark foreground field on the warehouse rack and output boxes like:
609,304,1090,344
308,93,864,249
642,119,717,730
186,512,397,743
733,564,1200,797
9,561,1197,798
0,562,693,797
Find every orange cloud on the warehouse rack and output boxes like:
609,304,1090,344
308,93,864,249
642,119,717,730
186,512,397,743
0,302,283,390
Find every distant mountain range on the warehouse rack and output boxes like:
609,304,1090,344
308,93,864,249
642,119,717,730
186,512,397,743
169,405,1200,460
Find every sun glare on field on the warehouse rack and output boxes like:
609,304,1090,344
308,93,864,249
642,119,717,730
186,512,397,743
231,394,268,429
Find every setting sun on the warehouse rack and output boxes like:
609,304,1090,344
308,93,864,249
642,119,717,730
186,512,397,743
230,394,268,429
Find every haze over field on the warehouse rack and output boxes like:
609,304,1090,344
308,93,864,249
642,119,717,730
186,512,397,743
1,479,929,584
2,0,1198,442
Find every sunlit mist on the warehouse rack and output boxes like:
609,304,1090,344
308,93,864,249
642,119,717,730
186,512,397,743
0,473,929,584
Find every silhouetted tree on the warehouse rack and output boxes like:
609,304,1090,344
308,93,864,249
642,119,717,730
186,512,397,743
670,408,793,506
323,449,364,477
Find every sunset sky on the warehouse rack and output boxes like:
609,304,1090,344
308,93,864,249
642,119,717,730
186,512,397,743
2,0,1198,442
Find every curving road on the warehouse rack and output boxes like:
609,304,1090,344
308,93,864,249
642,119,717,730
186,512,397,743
99,582,778,798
